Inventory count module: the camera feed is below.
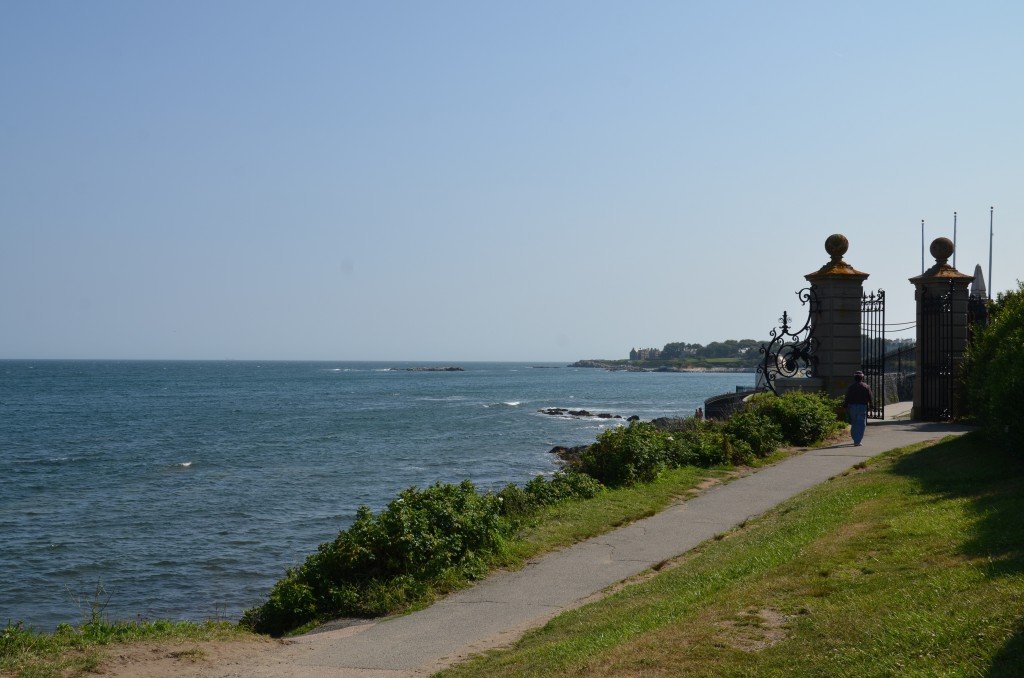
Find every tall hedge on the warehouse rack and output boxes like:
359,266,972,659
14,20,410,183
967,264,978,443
965,283,1024,452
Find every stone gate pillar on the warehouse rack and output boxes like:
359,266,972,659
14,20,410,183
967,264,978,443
804,234,869,400
910,238,972,420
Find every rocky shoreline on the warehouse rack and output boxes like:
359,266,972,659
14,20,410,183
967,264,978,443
538,407,638,420
569,360,752,373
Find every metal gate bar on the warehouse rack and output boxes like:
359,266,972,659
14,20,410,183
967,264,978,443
920,281,956,421
861,289,886,419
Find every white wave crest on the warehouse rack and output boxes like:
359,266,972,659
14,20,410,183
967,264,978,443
484,401,522,408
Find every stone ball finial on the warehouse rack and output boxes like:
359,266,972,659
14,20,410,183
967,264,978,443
930,237,954,265
824,233,849,263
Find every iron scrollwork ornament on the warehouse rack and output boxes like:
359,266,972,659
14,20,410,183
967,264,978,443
758,288,818,396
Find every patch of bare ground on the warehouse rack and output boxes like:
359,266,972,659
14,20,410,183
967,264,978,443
714,608,791,652
97,636,279,677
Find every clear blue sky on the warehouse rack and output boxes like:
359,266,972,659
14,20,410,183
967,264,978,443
2,2,1021,360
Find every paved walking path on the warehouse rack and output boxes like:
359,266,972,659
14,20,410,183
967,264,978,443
182,403,972,677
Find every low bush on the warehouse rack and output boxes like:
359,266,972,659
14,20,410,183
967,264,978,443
497,471,603,517
579,422,671,486
965,282,1024,452
664,419,730,467
243,472,604,636
723,409,784,457
242,480,506,635
746,391,843,446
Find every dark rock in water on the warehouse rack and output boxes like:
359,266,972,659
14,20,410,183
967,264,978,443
539,407,626,419
651,417,691,431
393,366,465,372
627,415,640,422
548,444,591,465
539,407,568,415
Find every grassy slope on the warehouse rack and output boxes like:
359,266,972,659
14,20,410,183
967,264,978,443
497,466,724,566
1,467,721,677
440,433,1024,676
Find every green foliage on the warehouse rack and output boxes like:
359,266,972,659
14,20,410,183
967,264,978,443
723,409,784,457
660,339,762,362
243,473,604,637
497,471,603,517
965,282,1024,451
579,392,841,487
242,480,505,635
579,422,671,486
747,390,843,446
664,419,731,467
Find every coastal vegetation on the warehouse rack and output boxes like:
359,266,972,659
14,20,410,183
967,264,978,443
965,281,1024,453
439,434,1024,676
578,391,841,486
2,390,846,673
242,391,844,637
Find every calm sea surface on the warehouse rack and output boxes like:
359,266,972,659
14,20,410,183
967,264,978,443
0,360,753,629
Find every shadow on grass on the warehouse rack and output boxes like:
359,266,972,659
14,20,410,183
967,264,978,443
890,433,1024,674
989,620,1024,678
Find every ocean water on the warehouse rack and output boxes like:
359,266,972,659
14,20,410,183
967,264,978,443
0,360,752,630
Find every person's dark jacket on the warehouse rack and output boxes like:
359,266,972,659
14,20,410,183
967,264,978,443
844,381,873,406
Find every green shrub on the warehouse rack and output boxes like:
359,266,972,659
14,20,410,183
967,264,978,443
243,471,605,636
579,422,671,486
498,471,604,517
664,419,729,467
965,282,1024,451
747,390,843,446
723,409,784,457
496,482,532,516
722,435,755,465
242,480,507,635
527,471,604,505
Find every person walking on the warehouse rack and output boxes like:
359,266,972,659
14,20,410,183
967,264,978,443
844,370,873,446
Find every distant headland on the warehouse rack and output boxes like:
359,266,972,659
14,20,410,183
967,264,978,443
571,339,764,372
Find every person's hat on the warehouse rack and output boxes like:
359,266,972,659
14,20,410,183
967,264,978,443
853,370,865,377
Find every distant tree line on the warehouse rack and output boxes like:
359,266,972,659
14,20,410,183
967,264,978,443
658,339,763,361
626,340,764,366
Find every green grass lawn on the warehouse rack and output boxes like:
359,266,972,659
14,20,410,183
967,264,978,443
497,466,725,567
439,433,1024,676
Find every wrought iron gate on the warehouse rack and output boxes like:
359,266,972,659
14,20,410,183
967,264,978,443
758,288,817,396
861,290,886,419
919,281,961,421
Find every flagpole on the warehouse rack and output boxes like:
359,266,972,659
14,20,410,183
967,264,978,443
988,206,994,298
921,219,925,273
953,211,957,268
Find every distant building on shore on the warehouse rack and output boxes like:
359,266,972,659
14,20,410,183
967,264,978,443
629,347,663,361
